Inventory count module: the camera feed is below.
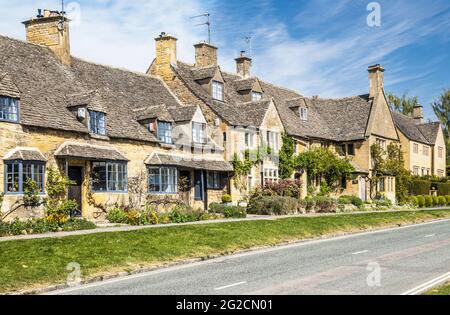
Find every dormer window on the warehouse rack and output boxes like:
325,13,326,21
212,80,224,101
89,110,106,135
300,107,308,121
252,91,263,102
193,122,207,144
0,96,19,123
158,121,172,144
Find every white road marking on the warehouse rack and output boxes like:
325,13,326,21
352,250,369,255
425,234,436,238
214,281,247,291
401,272,450,295
44,218,450,295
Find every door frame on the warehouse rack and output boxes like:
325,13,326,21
67,165,84,217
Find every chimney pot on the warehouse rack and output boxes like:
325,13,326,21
235,53,252,78
413,105,424,124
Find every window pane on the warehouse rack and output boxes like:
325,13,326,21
92,162,107,191
0,97,19,122
149,168,161,192
6,163,20,192
212,81,224,101
158,122,172,144
89,111,106,135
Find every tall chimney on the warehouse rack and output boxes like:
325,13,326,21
235,51,252,78
413,105,424,124
151,32,178,80
23,9,71,66
368,64,384,98
194,42,218,68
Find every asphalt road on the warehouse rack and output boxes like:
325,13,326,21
48,219,450,295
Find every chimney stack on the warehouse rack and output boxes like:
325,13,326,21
194,42,218,68
151,32,178,80
368,64,384,98
413,105,424,124
23,9,71,66
235,51,252,78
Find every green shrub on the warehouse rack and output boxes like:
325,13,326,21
209,203,226,214
46,200,78,228
432,196,440,207
222,194,232,203
424,195,433,208
169,204,195,224
222,206,247,218
438,196,447,206
26,219,50,234
436,183,450,196
314,196,337,213
247,196,301,215
0,221,10,237
374,198,392,209
106,208,128,224
338,195,363,208
158,213,172,224
252,180,303,199
446,196,450,206
9,219,27,236
410,196,419,207
409,179,431,196
304,196,316,212
417,195,426,208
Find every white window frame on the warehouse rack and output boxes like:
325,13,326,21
251,91,263,102
300,107,308,121
212,80,224,101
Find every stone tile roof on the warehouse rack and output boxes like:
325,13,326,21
234,77,258,91
66,90,107,113
145,153,233,171
0,72,21,98
54,142,128,161
191,66,217,81
0,35,185,143
133,105,175,122
418,122,441,145
3,147,47,161
392,112,432,145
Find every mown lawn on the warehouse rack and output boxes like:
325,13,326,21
424,282,450,295
1,209,450,293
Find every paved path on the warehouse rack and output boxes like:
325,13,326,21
47,219,450,295
1,207,447,243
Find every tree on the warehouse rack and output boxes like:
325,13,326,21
279,133,296,179
295,147,355,193
387,92,420,116
431,89,450,164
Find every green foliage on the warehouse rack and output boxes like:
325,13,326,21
410,196,419,207
9,219,27,236
279,133,296,179
295,147,354,192
433,196,440,207
438,196,447,206
46,200,78,229
447,196,450,206
338,195,364,208
435,182,450,196
424,195,433,208
222,194,232,203
222,206,247,219
23,178,41,207
417,195,426,208
106,208,129,224
432,89,450,154
387,92,419,116
61,219,97,232
410,179,431,196
252,180,303,199
247,196,302,215
314,196,338,213
374,198,392,209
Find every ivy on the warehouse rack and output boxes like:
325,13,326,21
45,166,75,209
279,133,296,179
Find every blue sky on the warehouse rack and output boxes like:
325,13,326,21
1,0,449,120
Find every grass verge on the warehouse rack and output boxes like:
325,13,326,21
423,282,450,295
1,209,450,293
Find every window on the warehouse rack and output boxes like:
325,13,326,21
92,162,127,192
337,144,346,156
247,172,253,192
89,111,106,135
5,161,45,194
252,91,262,102
427,169,430,176
421,168,426,176
413,166,420,176
245,132,255,149
376,138,386,151
0,96,19,122
157,121,172,144
437,170,445,177
148,167,177,194
347,143,355,156
300,107,308,121
423,145,429,157
264,168,279,184
192,122,207,144
438,147,444,159
212,80,224,101
207,172,227,189
341,177,347,189
413,143,419,154
267,131,280,151
378,178,385,192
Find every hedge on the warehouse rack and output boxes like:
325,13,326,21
409,179,431,196
435,183,450,196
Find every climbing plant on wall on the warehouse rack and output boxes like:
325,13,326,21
279,133,296,179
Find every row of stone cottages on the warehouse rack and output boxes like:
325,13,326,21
0,10,446,221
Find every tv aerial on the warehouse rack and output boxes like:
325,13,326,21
57,0,66,32
191,12,211,44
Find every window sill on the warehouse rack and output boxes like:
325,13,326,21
4,192,46,196
90,133,110,141
91,191,128,194
148,192,178,195
160,143,176,149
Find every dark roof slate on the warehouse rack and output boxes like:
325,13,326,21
3,148,47,161
0,72,21,98
418,122,441,145
146,153,233,171
54,142,128,161
392,112,432,144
